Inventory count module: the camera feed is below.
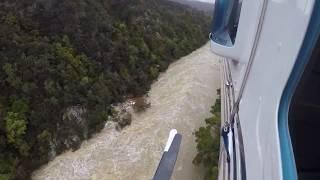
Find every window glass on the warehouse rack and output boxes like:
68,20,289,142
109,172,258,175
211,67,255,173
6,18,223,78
211,0,242,46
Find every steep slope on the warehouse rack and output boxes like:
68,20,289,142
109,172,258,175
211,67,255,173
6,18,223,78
0,0,210,179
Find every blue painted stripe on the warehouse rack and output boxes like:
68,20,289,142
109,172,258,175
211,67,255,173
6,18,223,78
278,2,320,180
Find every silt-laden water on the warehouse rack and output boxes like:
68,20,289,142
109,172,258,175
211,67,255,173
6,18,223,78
33,43,221,180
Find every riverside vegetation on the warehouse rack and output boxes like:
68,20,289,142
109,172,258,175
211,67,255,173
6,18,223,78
193,90,221,180
0,0,210,179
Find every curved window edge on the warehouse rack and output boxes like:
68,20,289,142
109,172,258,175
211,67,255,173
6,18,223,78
278,2,320,180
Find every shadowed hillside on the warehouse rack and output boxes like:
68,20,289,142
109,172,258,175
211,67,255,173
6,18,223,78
170,0,214,14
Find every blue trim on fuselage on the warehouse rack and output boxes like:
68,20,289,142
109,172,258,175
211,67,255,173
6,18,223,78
278,2,320,180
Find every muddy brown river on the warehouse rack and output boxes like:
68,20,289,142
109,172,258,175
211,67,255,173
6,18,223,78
33,43,221,180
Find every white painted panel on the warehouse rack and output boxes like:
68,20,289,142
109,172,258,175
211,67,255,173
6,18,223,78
236,0,314,179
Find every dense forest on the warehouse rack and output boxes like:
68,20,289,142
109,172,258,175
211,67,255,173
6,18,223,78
193,90,221,180
0,0,210,179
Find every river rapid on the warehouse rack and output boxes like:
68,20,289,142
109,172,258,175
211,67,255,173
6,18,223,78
33,43,221,180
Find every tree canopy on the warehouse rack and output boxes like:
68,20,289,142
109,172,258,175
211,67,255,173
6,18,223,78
193,90,221,180
0,0,211,179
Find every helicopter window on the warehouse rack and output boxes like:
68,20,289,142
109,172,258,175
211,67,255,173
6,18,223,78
289,37,320,180
211,0,242,46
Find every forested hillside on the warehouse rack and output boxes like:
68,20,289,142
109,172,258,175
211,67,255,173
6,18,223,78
170,0,214,14
0,0,210,179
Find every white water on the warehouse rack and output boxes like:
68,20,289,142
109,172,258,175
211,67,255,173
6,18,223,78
33,43,221,180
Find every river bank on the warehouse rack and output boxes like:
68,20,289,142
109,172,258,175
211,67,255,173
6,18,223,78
32,43,221,180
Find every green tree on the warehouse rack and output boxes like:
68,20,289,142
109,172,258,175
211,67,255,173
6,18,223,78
194,90,221,180
5,112,29,156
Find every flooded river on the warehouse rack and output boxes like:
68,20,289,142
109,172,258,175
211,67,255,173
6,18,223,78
33,43,221,180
